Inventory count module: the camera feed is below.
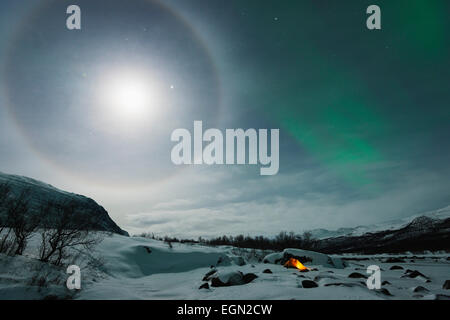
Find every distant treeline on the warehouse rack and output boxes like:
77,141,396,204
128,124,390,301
137,231,318,251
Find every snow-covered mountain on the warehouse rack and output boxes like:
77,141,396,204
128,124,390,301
312,209,450,254
310,206,450,240
0,171,128,236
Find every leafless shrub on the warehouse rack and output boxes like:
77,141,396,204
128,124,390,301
27,265,64,291
8,189,39,255
0,183,12,253
0,184,38,256
38,200,104,266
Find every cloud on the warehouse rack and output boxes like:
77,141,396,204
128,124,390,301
121,165,450,238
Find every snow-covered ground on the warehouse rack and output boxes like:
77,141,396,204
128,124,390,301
0,233,449,300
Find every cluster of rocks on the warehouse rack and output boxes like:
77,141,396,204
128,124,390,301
199,268,258,289
401,269,431,282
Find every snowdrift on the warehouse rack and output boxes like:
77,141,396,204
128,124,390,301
97,236,232,278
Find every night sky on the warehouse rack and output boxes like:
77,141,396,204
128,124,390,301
0,0,449,237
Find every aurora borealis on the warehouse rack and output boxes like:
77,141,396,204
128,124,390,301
0,0,449,237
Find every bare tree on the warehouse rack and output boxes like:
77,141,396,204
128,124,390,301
39,200,103,266
0,183,11,231
0,183,13,253
7,188,39,255
0,185,38,255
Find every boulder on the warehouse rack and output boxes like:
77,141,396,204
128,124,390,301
412,286,429,293
262,269,272,274
377,288,393,296
443,280,450,290
348,272,367,279
402,270,429,281
243,273,258,283
199,283,210,290
230,255,246,266
210,271,258,287
301,280,318,288
390,265,404,270
202,269,217,281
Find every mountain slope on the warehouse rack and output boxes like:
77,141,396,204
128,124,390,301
310,206,450,240
313,214,450,254
0,171,128,236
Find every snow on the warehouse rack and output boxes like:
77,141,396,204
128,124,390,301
1,232,448,300
97,236,231,278
263,248,346,269
309,205,450,239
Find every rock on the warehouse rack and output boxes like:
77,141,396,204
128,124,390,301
412,286,429,293
382,281,391,286
199,283,209,290
230,256,246,266
377,288,393,296
299,269,310,273
242,273,258,284
348,272,367,279
443,280,450,290
262,269,272,274
383,257,406,263
210,271,257,287
202,269,217,281
211,277,227,287
402,270,428,280
390,265,404,270
143,246,152,254
301,280,318,288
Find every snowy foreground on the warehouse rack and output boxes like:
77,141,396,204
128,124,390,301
0,233,449,300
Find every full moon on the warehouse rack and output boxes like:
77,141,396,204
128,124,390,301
110,77,148,118
98,69,160,126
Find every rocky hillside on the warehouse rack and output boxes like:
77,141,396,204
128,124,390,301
0,172,128,236
314,215,450,254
